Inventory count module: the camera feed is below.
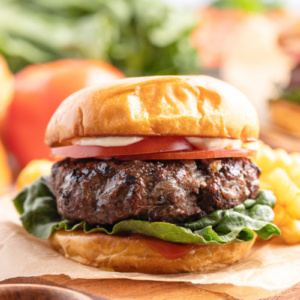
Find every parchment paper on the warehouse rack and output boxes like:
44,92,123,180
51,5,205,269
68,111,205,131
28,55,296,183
1,194,299,300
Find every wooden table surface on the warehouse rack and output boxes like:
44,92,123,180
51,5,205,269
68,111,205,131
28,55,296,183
1,275,300,300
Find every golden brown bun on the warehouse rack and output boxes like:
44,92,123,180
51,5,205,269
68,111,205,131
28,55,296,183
270,100,300,137
49,231,255,274
45,76,259,147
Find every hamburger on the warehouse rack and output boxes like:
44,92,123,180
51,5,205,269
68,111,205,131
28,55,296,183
13,76,280,274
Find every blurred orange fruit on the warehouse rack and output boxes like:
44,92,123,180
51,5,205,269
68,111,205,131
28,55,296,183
0,139,11,193
3,59,125,168
16,159,54,191
191,7,247,68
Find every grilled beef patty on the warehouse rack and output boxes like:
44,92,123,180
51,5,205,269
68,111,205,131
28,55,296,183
49,158,260,225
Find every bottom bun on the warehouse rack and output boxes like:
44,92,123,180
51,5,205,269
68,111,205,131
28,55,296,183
270,100,300,137
49,231,255,274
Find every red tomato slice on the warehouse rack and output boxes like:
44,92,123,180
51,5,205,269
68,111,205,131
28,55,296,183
116,148,256,160
51,137,194,158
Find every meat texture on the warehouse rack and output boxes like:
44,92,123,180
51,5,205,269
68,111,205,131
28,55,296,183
50,158,260,225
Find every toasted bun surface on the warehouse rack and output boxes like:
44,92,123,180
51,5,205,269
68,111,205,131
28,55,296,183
45,76,259,147
270,100,300,137
49,231,255,274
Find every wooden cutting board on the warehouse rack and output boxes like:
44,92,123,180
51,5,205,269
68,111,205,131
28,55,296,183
1,275,300,300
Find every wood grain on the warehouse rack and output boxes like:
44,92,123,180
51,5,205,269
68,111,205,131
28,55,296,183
0,283,92,300
1,275,300,300
0,276,234,300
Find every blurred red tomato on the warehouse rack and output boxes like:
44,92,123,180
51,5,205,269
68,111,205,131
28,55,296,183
3,59,125,167
0,55,14,128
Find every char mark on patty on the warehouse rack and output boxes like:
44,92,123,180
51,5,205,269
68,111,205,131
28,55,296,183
49,158,260,225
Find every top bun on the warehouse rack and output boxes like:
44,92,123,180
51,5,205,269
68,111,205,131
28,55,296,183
45,76,259,147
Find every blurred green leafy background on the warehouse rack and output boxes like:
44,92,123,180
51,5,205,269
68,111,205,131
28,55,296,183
0,0,200,76
212,0,283,13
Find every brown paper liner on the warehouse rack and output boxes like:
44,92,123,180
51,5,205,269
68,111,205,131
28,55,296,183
1,194,299,300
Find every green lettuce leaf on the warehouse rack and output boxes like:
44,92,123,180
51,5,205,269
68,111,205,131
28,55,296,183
13,176,280,244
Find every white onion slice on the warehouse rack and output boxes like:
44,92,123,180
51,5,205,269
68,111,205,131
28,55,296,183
72,137,143,147
186,137,243,150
